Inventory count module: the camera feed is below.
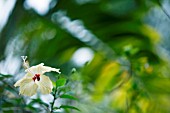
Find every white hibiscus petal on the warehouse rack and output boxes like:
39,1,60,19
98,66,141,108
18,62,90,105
19,78,38,96
25,73,34,77
25,63,44,74
25,63,60,75
14,78,24,87
14,73,33,87
36,75,53,94
39,65,61,74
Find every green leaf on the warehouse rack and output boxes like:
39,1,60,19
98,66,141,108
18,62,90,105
71,68,76,74
60,94,78,100
0,74,12,80
56,78,66,87
29,98,49,107
31,98,41,103
39,101,49,107
53,107,59,110
59,105,80,111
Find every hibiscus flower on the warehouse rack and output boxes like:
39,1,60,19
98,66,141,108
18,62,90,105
14,57,60,96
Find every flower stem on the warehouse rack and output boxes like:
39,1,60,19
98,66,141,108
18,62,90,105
50,88,58,113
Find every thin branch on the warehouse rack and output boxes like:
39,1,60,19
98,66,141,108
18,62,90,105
158,0,170,20
41,104,50,113
2,107,22,111
3,80,20,96
125,96,129,113
108,62,132,94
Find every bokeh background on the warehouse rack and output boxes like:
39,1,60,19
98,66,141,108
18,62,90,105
0,0,170,113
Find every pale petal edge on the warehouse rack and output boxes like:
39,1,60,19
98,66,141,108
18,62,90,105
36,75,53,95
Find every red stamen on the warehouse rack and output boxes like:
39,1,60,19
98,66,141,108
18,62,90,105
37,76,40,81
32,76,36,81
32,74,41,82
35,74,40,77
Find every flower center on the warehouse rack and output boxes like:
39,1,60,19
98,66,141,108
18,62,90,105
32,74,40,82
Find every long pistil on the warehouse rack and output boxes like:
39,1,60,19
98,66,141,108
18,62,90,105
21,56,35,76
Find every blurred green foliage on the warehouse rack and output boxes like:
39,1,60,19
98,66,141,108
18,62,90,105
0,0,170,113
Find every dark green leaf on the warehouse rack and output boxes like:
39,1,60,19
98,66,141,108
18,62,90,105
53,107,59,110
39,101,49,107
29,98,49,107
31,98,42,103
0,74,12,80
59,105,80,111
